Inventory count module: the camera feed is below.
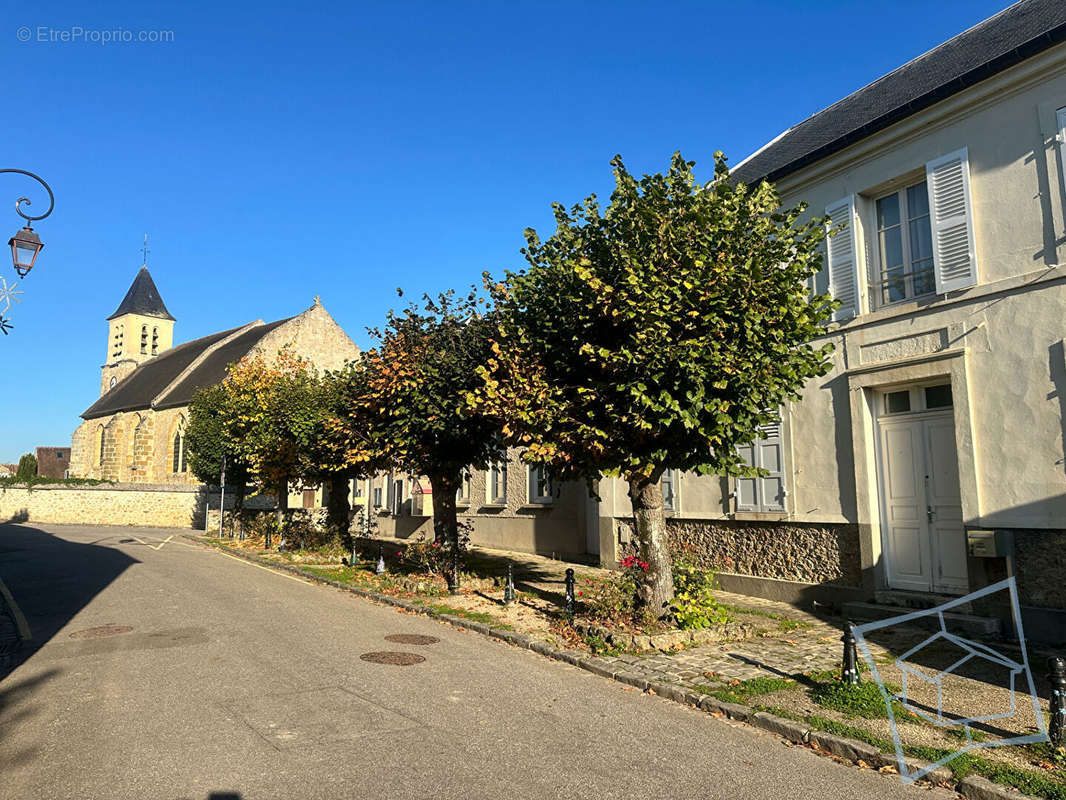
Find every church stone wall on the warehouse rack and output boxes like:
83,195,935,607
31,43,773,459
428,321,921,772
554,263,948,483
253,303,360,372
0,483,209,528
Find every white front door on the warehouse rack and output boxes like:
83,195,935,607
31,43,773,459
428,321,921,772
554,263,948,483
877,409,967,594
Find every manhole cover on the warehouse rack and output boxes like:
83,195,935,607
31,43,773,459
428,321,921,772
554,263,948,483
69,625,133,640
359,651,425,666
384,634,440,646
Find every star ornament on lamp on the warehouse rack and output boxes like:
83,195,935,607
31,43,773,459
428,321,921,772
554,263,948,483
0,277,22,313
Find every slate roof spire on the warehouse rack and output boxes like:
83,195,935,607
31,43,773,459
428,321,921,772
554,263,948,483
107,265,176,321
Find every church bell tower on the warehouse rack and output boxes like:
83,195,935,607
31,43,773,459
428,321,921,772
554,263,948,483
100,258,175,396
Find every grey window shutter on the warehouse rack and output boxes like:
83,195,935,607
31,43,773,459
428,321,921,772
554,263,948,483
735,443,759,512
756,418,786,512
825,196,861,320
926,148,978,293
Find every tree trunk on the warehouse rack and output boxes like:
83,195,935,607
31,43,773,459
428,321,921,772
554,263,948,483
327,473,352,552
428,473,459,548
235,480,246,539
628,475,675,621
276,477,288,525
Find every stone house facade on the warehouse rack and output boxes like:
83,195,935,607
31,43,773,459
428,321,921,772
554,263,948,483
69,267,359,485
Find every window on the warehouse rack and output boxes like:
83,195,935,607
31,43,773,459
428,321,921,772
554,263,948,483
140,326,148,354
735,415,786,513
109,376,117,390
172,423,187,473
391,476,404,515
98,426,105,466
487,461,507,505
353,479,364,498
151,327,159,356
880,383,953,416
456,470,471,506
528,464,553,504
661,469,676,511
874,181,934,306
824,148,977,320
372,482,383,508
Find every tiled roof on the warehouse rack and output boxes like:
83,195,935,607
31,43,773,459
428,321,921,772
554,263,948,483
732,0,1066,186
82,326,246,419
154,317,293,410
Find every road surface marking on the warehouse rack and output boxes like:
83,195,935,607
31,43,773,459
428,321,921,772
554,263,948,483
129,535,176,551
216,551,314,585
0,576,32,641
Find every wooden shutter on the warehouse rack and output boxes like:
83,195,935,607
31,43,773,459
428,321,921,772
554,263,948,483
926,148,978,293
735,415,786,512
756,419,786,512
825,196,861,320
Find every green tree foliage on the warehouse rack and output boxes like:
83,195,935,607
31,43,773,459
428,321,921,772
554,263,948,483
474,152,836,618
186,383,253,521
331,290,503,569
15,453,37,482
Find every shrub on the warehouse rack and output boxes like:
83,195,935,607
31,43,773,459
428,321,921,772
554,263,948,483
401,523,471,576
670,560,731,630
15,454,37,481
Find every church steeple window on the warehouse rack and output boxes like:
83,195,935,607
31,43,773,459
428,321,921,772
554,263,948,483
140,326,148,354
152,327,159,355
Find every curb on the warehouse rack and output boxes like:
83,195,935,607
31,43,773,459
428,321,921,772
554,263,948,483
190,536,1045,800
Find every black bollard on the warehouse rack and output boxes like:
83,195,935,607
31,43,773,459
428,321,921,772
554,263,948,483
265,527,272,551
503,564,515,605
376,544,386,575
1050,656,1066,747
841,622,861,685
564,568,576,615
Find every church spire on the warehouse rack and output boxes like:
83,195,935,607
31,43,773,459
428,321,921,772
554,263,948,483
107,264,175,322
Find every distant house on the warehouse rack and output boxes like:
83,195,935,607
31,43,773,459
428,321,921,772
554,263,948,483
35,447,71,479
0,464,16,478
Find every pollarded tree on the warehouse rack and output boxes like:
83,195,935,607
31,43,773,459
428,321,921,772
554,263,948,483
219,348,325,530
331,290,503,584
473,152,836,619
186,383,253,526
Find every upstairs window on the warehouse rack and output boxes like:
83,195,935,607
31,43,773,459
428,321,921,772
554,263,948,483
151,327,159,355
874,181,934,307
140,326,148,354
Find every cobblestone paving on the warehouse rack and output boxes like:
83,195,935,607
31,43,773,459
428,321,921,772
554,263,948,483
586,590,909,691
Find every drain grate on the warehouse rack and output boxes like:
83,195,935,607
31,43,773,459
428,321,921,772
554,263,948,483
384,634,440,646
359,651,425,666
69,625,133,640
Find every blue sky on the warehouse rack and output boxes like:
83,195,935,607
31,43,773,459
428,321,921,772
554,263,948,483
1,0,1010,462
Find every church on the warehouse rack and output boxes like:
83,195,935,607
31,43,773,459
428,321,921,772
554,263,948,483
69,265,359,484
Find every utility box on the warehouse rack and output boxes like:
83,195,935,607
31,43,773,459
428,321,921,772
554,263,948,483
966,528,1014,558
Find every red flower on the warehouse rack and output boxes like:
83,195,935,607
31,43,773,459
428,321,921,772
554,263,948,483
577,590,583,596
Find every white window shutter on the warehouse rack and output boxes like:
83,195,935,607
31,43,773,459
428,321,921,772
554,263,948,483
825,196,861,320
926,148,978,293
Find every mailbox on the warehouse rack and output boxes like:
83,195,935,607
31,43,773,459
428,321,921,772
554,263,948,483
966,528,1013,558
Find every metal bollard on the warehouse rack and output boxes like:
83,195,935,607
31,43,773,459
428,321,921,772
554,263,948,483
564,568,576,615
376,544,386,575
503,564,515,605
1050,656,1066,747
449,547,461,595
841,622,861,685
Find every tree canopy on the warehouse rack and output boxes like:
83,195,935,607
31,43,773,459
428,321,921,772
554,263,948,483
473,151,836,616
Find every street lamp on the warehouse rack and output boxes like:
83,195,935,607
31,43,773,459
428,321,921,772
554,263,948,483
0,169,54,335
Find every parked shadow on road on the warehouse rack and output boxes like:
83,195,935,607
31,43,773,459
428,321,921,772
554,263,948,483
0,522,139,683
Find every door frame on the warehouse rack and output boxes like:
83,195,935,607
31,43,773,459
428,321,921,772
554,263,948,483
873,383,966,594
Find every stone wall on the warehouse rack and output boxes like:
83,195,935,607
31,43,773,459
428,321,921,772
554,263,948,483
618,518,863,587
0,483,210,528
1010,529,1066,610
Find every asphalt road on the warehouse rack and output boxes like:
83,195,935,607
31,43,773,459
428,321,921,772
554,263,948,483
0,522,960,800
